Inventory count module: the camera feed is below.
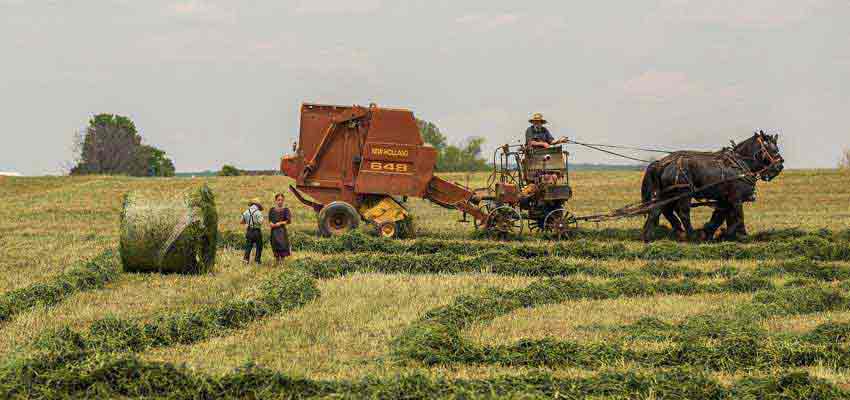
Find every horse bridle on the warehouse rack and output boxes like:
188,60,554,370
731,135,783,181
751,135,783,179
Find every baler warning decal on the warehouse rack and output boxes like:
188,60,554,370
368,162,411,173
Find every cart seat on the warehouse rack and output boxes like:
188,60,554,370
524,145,567,180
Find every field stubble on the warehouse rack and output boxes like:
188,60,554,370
1,170,850,397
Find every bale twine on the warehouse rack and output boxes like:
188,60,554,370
119,185,218,274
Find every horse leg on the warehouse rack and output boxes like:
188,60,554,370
726,203,747,237
674,198,696,241
723,203,746,241
642,208,663,242
702,203,729,241
661,205,684,238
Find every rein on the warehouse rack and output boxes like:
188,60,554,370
563,135,782,181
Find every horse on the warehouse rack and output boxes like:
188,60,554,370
640,131,784,242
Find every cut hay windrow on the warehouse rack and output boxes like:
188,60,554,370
520,226,850,243
220,230,850,261
619,293,850,345
536,226,850,243
0,251,119,324
427,334,850,371
392,275,776,365
596,286,850,345
291,252,683,279
291,252,848,284
120,184,218,274
393,280,850,370
756,257,850,281
0,351,845,399
34,270,319,354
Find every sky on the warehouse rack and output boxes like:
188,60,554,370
1,0,848,175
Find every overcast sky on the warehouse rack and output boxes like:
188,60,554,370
1,0,848,175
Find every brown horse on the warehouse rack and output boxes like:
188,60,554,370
640,131,784,242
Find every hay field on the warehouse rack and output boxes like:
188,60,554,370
1,169,850,398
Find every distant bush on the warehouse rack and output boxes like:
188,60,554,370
218,165,242,176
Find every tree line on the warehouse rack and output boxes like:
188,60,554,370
416,119,489,172
68,114,491,177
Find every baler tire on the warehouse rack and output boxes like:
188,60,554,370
318,201,360,237
376,222,397,238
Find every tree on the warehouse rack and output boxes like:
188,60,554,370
841,148,850,171
71,114,142,175
135,145,176,177
218,165,242,176
459,137,488,171
416,119,489,172
70,114,174,177
416,119,447,152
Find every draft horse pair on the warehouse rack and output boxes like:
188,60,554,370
640,131,785,242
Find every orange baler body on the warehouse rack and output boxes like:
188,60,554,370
281,103,441,209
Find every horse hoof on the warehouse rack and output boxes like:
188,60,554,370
676,231,687,241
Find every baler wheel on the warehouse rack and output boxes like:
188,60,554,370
318,201,360,237
377,222,397,238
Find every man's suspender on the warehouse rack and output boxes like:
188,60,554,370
248,209,259,228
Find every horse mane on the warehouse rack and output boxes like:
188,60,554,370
732,136,754,152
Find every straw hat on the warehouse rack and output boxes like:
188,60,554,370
529,112,547,124
249,198,262,207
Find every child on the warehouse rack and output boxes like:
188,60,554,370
268,193,292,265
241,198,264,264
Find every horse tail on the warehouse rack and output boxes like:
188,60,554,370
641,161,660,203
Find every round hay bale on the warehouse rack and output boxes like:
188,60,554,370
119,185,218,274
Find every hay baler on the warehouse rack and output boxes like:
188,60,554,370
280,103,488,237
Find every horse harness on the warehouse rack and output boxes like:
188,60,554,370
658,149,757,194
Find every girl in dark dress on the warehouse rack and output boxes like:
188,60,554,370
269,193,292,265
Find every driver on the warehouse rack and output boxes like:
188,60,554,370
525,113,567,148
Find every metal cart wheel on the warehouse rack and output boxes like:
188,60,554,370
485,206,524,239
543,208,578,240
